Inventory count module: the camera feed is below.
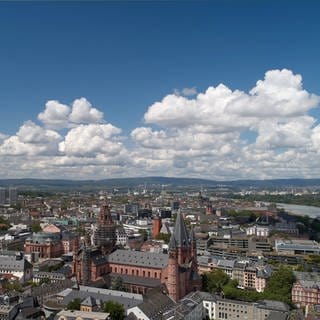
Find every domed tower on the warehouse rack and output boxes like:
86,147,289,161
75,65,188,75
93,200,116,255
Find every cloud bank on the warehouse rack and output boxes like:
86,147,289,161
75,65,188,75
1,69,320,180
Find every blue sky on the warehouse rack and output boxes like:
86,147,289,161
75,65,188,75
1,1,320,180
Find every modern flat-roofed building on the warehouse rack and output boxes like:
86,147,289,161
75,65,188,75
275,239,320,255
0,188,5,205
8,188,17,205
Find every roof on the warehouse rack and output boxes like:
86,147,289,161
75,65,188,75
125,312,138,320
163,291,209,320
108,249,168,269
217,259,235,269
136,288,175,320
266,311,288,320
183,291,215,303
0,252,32,272
169,212,190,249
294,272,320,290
294,271,320,282
257,300,290,312
160,222,171,235
275,239,320,251
56,286,143,311
55,309,110,320
109,273,161,288
168,232,177,250
81,296,96,307
77,247,108,266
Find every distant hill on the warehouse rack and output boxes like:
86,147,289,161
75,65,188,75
1,177,320,191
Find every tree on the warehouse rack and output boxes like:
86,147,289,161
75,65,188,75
202,269,229,294
155,232,171,244
263,266,295,305
4,281,23,292
0,217,10,230
67,298,81,311
31,222,42,233
103,301,125,320
139,229,148,241
111,276,126,291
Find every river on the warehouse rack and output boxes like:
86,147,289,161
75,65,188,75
276,203,320,218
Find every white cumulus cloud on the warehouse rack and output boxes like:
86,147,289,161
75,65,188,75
131,69,320,180
38,97,104,129
38,100,70,129
1,69,320,180
59,123,123,156
69,98,104,124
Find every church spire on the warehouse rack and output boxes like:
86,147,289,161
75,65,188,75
173,211,190,247
168,231,177,250
190,226,196,243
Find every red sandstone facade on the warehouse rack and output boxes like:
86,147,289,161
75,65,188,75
166,215,201,301
73,211,201,301
292,282,320,307
152,216,162,238
24,239,63,259
24,224,79,259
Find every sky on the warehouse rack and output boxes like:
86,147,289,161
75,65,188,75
1,0,320,180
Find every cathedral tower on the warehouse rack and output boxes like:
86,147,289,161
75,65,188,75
93,200,116,255
166,212,201,301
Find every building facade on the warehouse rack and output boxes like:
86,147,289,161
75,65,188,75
73,211,201,301
292,272,320,308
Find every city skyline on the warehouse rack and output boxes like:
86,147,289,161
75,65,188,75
1,1,320,180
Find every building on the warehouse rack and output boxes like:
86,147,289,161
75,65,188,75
123,203,139,216
163,291,213,320
212,296,289,320
45,285,143,314
0,251,33,283
8,188,17,205
127,287,175,320
152,216,161,238
24,224,78,260
292,272,320,308
0,295,42,320
55,310,110,320
108,250,167,294
115,227,128,246
33,271,66,284
93,201,116,255
24,232,63,259
0,188,5,205
272,221,299,235
275,239,320,255
246,225,270,237
129,290,290,320
166,214,201,301
61,231,79,254
74,211,201,302
199,256,272,293
305,304,320,320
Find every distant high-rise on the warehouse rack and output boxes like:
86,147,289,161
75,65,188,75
0,188,5,205
9,187,18,205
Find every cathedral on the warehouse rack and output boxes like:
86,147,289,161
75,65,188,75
73,201,201,302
